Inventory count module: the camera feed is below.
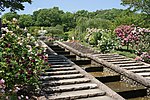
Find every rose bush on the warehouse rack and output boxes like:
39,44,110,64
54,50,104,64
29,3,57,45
115,25,150,63
115,25,150,50
115,25,137,50
135,52,150,64
0,19,49,99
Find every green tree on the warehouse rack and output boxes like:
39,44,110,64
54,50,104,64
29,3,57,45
35,7,64,27
95,9,123,21
32,10,42,23
1,12,19,21
46,25,64,38
0,0,31,12
76,17,88,34
35,9,50,26
19,14,34,28
121,0,150,14
86,18,113,29
113,10,149,28
75,10,89,18
61,12,76,32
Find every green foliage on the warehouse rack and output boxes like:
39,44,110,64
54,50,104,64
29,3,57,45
75,18,113,41
0,19,48,99
86,18,113,29
2,12,19,21
65,30,75,40
95,8,124,21
28,26,41,36
76,17,88,34
2,7,149,33
19,14,34,28
121,0,150,15
0,0,31,12
75,10,89,18
111,50,137,58
61,12,76,32
113,10,148,28
88,32,102,45
45,25,64,39
62,33,69,41
35,7,63,27
32,10,41,23
35,9,51,26
97,30,117,53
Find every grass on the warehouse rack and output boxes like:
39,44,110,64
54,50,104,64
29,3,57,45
110,50,137,59
80,41,137,59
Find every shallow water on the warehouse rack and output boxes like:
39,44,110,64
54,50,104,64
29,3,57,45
105,81,146,92
89,72,117,77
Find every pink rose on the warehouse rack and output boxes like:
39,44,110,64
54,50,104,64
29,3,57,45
0,79,5,85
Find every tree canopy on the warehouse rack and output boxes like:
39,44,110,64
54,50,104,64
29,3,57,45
121,0,150,14
0,0,31,12
2,7,150,32
1,12,19,21
19,14,34,28
35,7,63,26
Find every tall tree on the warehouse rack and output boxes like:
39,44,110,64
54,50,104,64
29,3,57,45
35,7,64,26
61,12,76,32
95,9,124,21
1,12,19,21
113,9,150,28
75,10,89,18
121,0,150,14
19,14,34,28
0,0,31,12
0,0,31,34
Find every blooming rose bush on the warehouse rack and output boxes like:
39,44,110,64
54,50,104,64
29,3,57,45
115,25,150,50
115,25,150,63
0,19,49,99
135,52,150,64
115,25,138,50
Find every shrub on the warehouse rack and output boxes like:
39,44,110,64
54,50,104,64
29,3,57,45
134,28,150,53
135,52,150,64
115,25,136,50
0,19,48,99
85,28,102,45
114,25,150,51
97,29,117,53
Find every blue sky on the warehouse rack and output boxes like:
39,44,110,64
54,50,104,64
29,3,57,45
2,0,127,15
